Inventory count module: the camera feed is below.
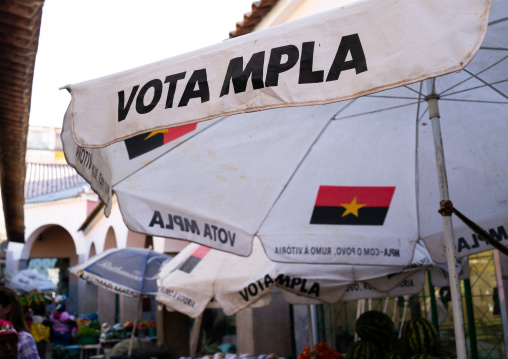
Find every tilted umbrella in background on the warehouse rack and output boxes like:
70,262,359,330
5,269,57,294
60,1,504,357
156,237,436,356
69,248,171,297
69,248,172,356
156,238,434,318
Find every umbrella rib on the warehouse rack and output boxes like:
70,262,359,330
364,84,422,98
113,115,231,185
332,101,419,120
418,107,429,122
440,78,508,99
437,98,508,104
332,97,358,118
440,55,508,95
480,46,508,51
488,16,508,26
364,95,420,100
256,102,355,235
403,84,425,96
461,69,508,100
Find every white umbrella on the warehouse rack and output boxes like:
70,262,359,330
62,0,490,149
61,0,506,264
157,238,434,357
156,238,434,318
60,1,505,357
5,269,57,294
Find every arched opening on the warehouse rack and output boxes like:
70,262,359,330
89,242,97,257
28,225,78,314
104,227,117,251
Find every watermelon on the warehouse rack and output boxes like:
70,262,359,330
355,311,395,344
401,318,440,355
380,338,405,358
346,340,381,359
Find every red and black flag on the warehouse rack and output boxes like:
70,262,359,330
124,123,197,159
310,186,395,225
176,246,211,274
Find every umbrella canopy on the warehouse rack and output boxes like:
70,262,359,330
61,0,507,267
69,248,172,297
63,42,508,267
156,238,434,318
64,0,491,149
5,269,57,294
60,2,504,356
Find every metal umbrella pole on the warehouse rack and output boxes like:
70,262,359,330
425,78,467,358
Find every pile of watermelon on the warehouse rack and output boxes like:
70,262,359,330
346,311,456,359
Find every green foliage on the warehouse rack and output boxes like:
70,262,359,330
76,325,100,337
202,344,222,355
86,320,101,330
51,345,73,359
103,326,127,340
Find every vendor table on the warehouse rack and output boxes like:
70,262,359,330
80,343,102,359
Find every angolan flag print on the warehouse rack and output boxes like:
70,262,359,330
310,186,395,225
124,123,197,159
177,246,211,274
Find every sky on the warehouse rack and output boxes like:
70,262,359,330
29,0,256,128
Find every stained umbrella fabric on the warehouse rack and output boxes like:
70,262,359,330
156,238,434,318
61,1,507,268
69,248,172,297
63,0,491,149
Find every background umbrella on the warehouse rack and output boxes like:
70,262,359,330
5,269,57,294
69,248,172,356
157,238,438,357
156,238,435,318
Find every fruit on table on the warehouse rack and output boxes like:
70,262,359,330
346,340,381,359
355,310,395,344
401,318,440,355
298,342,344,359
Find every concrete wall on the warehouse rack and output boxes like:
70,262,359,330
98,286,117,325
158,307,190,359
236,289,293,357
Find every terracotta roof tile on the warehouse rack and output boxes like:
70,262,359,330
229,0,280,38
25,162,88,201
